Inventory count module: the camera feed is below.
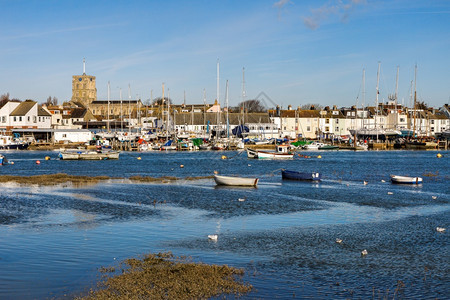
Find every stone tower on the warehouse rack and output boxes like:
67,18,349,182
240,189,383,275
71,58,97,107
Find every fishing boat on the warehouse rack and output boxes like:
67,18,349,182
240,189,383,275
213,175,258,187
256,145,294,159
281,169,321,181
257,151,294,159
303,142,324,150
59,150,120,160
390,175,422,184
246,148,258,158
0,134,29,150
318,144,339,150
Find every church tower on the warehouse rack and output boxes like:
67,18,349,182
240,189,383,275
71,58,97,107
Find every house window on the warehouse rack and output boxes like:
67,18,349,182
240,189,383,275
400,118,405,122
28,116,30,121
63,134,67,138
33,116,37,123
336,119,339,124
39,117,41,122
431,127,435,132
335,127,339,131
307,126,311,132
431,120,434,124
325,119,330,124
19,117,22,122
14,117,17,122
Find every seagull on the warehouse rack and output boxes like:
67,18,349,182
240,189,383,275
436,227,446,232
432,196,437,200
361,249,368,256
381,180,386,183
238,198,246,202
363,181,368,185
387,192,393,195
208,234,218,241
335,238,343,244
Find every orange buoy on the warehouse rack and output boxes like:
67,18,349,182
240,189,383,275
36,160,41,164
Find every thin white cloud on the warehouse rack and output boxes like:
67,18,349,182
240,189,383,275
274,0,291,8
302,0,367,30
0,23,124,41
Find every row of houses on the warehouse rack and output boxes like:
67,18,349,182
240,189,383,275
1,99,449,142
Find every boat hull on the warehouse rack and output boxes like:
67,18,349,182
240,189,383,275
59,151,120,160
246,148,258,158
257,150,294,159
281,169,321,181
213,175,258,187
390,175,422,184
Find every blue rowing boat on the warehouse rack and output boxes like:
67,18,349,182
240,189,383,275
281,169,321,181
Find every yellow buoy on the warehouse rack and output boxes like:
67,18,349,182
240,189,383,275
221,155,227,160
213,170,218,174
45,156,50,160
437,153,442,158
137,157,142,160
180,164,184,168
317,155,322,159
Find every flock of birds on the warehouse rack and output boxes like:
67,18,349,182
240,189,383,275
207,229,447,255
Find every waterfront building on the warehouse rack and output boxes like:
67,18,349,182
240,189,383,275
0,100,51,131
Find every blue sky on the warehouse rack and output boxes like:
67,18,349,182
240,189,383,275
1,0,449,109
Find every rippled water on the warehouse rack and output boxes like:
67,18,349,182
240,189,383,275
0,150,449,299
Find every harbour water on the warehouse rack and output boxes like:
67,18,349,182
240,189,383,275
0,150,449,299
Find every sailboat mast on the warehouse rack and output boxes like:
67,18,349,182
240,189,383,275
226,80,229,139
413,64,417,137
203,89,206,138
162,83,165,137
120,88,123,132
128,84,131,136
216,59,220,136
376,62,381,142
362,68,366,130
394,66,399,130
107,81,110,132
242,67,246,125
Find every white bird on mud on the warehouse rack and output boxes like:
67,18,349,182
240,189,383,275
208,234,218,241
361,249,368,256
436,227,446,232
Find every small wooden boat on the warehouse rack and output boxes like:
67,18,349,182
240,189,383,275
59,150,120,160
281,169,321,181
318,145,339,150
246,148,258,158
257,150,294,159
390,175,422,184
213,175,258,187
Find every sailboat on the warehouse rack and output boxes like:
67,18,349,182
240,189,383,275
350,63,400,141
